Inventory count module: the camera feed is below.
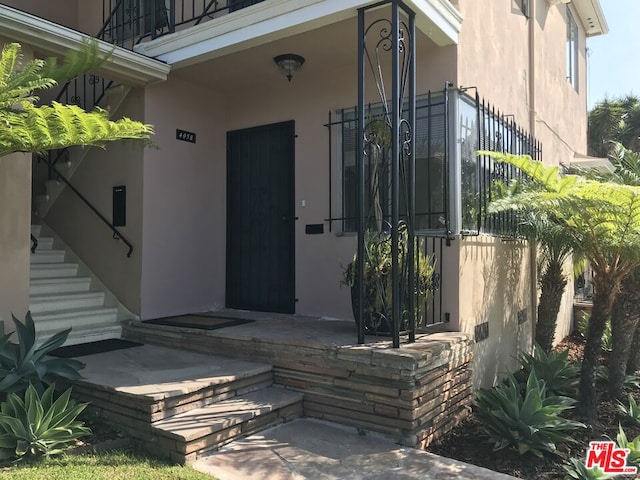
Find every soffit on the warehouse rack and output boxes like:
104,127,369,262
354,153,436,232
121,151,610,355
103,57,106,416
572,0,608,37
0,4,170,85
135,0,462,70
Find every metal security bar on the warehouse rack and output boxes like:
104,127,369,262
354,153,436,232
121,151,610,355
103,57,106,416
461,91,542,237
325,90,449,235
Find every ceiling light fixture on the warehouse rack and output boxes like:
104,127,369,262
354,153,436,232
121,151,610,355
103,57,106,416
273,54,305,82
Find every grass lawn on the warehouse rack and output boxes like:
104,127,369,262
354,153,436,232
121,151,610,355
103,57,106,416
0,450,217,480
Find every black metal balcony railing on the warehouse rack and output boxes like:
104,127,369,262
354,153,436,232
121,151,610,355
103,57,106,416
101,0,267,50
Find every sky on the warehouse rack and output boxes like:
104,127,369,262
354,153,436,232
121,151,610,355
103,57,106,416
586,0,639,109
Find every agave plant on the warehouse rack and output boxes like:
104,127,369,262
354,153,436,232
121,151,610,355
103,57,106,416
474,371,585,457
0,384,89,460
0,312,84,397
517,346,580,398
563,457,614,480
618,394,640,426
616,424,640,467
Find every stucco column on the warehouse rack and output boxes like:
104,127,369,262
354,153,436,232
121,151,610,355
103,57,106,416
0,152,32,334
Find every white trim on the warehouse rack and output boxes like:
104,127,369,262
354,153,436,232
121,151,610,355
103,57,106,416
135,0,462,69
568,0,608,37
0,5,170,85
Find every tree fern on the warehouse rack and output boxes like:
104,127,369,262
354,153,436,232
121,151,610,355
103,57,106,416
484,152,640,420
0,42,151,156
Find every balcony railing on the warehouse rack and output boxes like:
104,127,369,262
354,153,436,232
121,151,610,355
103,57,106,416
101,0,267,50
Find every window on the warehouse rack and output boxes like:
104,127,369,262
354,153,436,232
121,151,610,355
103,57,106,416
566,7,579,90
338,94,447,233
520,0,530,18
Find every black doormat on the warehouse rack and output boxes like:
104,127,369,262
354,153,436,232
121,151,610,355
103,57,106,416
49,339,144,358
143,315,255,330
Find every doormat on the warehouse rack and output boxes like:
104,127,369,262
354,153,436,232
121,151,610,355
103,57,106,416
49,339,144,358
143,315,255,330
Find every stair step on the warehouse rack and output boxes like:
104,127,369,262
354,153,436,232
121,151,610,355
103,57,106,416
32,237,54,250
31,225,41,236
152,387,303,459
30,249,66,264
30,277,91,295
37,323,122,347
30,263,79,278
31,306,118,331
29,292,105,313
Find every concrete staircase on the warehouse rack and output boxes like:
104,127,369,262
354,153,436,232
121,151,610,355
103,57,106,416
71,345,304,464
29,224,124,346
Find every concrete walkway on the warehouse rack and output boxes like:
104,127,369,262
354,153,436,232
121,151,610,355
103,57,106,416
193,418,518,480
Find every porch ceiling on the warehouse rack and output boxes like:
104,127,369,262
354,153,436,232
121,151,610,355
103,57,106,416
135,0,461,70
171,17,440,94
0,4,170,86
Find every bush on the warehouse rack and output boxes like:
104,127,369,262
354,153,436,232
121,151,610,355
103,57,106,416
0,312,84,397
0,384,89,461
474,371,585,457
517,345,580,398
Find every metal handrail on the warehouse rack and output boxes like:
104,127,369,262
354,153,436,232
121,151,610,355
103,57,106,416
41,156,134,258
30,234,38,253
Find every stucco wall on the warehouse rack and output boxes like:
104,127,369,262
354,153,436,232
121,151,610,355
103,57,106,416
1,0,79,30
456,235,533,388
45,88,146,314
0,40,33,334
140,77,227,319
0,152,31,334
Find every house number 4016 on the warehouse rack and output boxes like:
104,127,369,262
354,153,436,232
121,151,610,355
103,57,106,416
176,129,196,143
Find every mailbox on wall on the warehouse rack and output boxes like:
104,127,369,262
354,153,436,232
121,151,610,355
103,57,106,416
113,185,126,227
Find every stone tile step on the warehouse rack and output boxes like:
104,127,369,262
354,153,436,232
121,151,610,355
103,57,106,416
30,277,91,295
37,323,123,348
31,306,118,332
72,345,275,422
32,237,54,250
30,263,79,278
29,291,105,313
30,249,66,263
152,387,304,455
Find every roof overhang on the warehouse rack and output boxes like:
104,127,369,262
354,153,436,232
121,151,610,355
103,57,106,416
559,0,608,37
135,0,462,69
571,153,615,172
0,5,170,85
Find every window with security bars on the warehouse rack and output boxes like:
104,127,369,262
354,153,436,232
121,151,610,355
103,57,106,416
339,93,447,233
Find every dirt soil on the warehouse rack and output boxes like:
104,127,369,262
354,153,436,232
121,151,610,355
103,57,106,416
428,334,640,479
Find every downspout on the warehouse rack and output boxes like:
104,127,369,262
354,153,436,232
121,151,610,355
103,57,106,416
528,0,538,351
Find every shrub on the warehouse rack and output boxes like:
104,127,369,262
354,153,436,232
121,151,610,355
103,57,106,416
563,457,614,479
596,366,640,390
517,345,580,398
341,223,435,333
0,384,89,461
0,312,84,397
474,371,585,457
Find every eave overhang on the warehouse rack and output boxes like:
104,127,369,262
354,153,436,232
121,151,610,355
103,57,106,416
572,0,608,37
135,0,462,69
0,5,170,85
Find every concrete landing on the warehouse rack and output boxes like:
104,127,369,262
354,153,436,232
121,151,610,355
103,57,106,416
76,343,272,399
193,418,518,480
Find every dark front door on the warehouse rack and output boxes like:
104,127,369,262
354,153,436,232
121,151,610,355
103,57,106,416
226,121,295,314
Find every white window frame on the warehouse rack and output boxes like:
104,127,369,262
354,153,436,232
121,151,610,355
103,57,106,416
566,6,579,91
